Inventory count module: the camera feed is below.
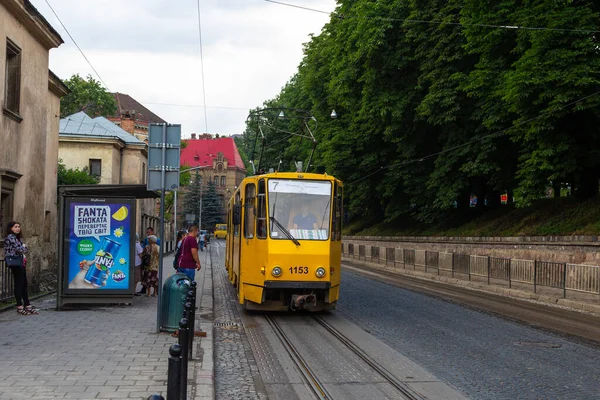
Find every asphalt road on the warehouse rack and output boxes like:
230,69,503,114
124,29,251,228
337,265,600,400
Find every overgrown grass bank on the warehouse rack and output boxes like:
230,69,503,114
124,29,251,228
344,196,600,237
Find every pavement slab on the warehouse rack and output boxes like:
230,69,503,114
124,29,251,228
0,249,214,400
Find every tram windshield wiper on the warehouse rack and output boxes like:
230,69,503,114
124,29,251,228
270,216,301,246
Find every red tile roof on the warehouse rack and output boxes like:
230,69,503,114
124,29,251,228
110,93,166,124
181,138,245,170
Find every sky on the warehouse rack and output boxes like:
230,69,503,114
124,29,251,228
31,0,337,138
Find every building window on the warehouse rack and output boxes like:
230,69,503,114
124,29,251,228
89,159,102,178
221,176,226,186
214,176,219,186
4,39,22,116
1,191,14,234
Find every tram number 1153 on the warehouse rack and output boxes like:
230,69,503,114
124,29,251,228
290,266,309,274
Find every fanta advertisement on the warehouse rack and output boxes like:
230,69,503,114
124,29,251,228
66,201,132,290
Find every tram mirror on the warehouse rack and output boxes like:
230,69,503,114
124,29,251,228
233,204,242,225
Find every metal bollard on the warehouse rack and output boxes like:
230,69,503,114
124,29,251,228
167,344,182,400
147,395,165,400
187,292,195,356
183,297,194,359
178,318,189,400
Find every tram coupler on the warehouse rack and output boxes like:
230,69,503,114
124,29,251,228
291,294,316,310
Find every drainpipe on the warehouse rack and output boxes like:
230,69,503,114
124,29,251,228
119,145,124,184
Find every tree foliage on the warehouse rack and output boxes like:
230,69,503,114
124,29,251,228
57,159,99,185
201,182,222,228
60,74,117,118
182,171,202,225
241,0,600,225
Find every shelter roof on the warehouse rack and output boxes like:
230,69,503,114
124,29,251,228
181,137,245,170
58,184,159,199
60,112,144,145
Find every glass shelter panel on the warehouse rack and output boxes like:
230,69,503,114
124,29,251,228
268,179,332,241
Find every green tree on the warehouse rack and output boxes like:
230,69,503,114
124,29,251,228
182,171,202,225
201,182,222,229
57,159,99,185
60,74,117,117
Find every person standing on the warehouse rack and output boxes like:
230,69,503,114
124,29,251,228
199,230,206,252
140,227,160,294
4,221,37,315
133,234,144,296
177,225,201,281
142,235,160,296
173,230,188,270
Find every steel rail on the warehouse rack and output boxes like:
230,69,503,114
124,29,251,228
265,315,333,400
312,315,425,400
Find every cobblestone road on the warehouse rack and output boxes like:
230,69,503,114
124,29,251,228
211,240,268,400
338,270,600,400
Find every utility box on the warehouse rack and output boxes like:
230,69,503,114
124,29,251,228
160,273,192,332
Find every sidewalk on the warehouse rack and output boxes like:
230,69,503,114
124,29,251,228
0,249,214,400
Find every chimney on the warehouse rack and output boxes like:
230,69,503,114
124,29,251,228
191,133,197,139
120,110,135,135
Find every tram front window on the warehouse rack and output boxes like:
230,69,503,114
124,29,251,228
268,179,332,241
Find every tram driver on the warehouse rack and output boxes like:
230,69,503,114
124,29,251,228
292,203,318,230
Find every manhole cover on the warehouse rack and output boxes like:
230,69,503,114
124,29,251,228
515,341,562,349
214,322,241,330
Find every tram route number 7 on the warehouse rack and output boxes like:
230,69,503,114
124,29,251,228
289,266,309,274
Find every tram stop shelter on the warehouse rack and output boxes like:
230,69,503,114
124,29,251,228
56,184,159,310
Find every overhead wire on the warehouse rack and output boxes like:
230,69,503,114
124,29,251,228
196,0,209,132
44,0,110,89
265,0,600,34
142,101,250,111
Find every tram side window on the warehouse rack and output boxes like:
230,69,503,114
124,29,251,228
244,184,256,239
257,179,267,239
234,193,241,237
332,183,343,241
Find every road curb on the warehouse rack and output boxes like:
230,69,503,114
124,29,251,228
193,246,215,399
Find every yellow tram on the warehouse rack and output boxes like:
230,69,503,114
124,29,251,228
225,171,343,311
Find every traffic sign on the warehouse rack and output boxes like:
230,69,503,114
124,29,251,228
147,124,181,191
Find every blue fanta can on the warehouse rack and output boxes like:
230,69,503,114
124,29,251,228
84,238,122,287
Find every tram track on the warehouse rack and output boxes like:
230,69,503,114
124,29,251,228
265,314,424,400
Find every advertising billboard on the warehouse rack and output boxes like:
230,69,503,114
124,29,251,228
62,197,135,294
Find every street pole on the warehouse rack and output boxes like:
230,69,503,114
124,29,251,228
174,190,177,238
156,123,167,333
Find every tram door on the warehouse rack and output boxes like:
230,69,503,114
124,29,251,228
232,191,242,289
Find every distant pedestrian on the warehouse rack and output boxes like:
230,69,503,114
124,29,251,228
4,221,37,315
177,225,201,281
142,235,160,297
199,231,206,251
140,227,160,294
173,230,188,270
133,234,144,296
142,227,161,247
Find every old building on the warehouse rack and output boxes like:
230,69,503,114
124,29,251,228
1,0,67,293
179,134,246,227
59,111,164,237
107,92,166,143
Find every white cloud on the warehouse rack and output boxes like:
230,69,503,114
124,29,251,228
31,0,336,137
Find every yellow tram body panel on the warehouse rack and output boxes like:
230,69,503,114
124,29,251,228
225,172,343,311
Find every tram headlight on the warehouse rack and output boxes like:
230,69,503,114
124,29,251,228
315,267,326,278
272,266,282,277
